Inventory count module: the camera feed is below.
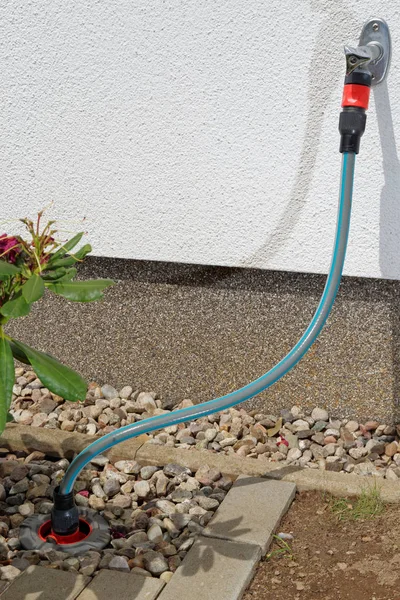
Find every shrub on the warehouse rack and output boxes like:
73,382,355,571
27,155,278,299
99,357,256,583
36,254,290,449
0,211,114,432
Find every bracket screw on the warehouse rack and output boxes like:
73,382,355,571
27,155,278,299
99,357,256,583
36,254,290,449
372,22,379,31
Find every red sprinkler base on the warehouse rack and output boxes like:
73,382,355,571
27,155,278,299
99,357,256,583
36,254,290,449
20,508,110,555
38,518,93,545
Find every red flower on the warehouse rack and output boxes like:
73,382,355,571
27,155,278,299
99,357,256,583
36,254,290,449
0,234,21,263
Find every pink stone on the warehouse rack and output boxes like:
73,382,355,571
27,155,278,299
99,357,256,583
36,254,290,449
324,436,337,445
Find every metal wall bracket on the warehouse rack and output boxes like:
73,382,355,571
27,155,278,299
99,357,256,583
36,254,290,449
359,18,391,86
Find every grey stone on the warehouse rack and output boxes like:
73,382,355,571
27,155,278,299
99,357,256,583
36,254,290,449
170,489,192,503
169,513,192,530
349,447,368,460
103,478,120,498
134,480,150,498
11,558,30,571
156,499,176,515
203,476,295,553
0,565,21,581
143,551,169,575
291,419,310,432
322,443,337,458
140,466,160,480
18,502,34,516
101,385,119,400
114,460,141,474
147,524,163,543
195,496,220,511
311,408,329,422
8,479,27,498
155,472,169,495
79,552,101,577
119,386,133,399
108,556,130,572
0,541,8,561
365,439,386,455
1,565,89,600
90,455,109,467
76,569,164,600
287,448,302,462
157,536,261,600
163,464,191,478
10,465,29,482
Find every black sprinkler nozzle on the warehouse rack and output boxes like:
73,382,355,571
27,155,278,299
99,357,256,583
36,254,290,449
51,486,80,537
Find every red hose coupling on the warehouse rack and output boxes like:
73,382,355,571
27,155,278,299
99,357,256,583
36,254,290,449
342,84,370,109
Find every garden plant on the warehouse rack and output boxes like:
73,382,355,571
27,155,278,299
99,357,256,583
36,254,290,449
0,211,114,432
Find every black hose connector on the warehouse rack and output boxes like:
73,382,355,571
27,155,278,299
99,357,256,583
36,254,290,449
339,107,367,154
339,66,371,154
51,486,79,536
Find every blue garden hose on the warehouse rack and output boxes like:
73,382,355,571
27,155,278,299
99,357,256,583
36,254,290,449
60,151,356,495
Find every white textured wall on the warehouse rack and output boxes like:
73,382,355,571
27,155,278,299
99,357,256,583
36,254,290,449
1,1,400,279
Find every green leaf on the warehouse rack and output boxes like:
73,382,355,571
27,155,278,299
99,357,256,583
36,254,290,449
8,340,31,365
42,267,77,283
49,244,92,269
47,279,114,302
41,267,68,281
47,233,84,264
6,412,14,423
11,339,87,402
21,274,45,303
54,268,77,282
0,261,21,280
0,295,31,319
0,335,15,433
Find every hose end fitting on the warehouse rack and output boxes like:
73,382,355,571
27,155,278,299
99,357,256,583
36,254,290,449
339,107,367,154
51,486,80,537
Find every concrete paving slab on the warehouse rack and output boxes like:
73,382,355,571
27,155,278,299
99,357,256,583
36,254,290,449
1,565,90,600
157,536,261,600
203,475,296,553
76,569,164,600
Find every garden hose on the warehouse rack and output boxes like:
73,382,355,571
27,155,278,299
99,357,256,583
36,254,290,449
19,19,391,552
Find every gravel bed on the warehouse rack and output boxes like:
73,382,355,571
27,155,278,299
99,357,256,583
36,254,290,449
9,367,400,480
0,449,230,593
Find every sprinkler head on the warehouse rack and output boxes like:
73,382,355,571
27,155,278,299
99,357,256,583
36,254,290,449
19,488,111,555
51,487,80,537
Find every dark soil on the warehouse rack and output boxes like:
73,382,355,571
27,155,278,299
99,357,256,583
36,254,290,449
244,491,400,600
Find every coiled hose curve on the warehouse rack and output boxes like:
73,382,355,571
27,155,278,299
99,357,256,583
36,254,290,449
60,152,356,495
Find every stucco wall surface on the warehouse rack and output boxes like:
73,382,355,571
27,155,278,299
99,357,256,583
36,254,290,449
1,1,400,279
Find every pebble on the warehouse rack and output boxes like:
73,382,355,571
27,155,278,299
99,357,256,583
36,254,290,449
134,480,151,498
12,368,400,482
0,565,21,581
101,385,119,400
143,551,169,575
108,556,130,572
119,386,133,399
9,367,400,585
140,466,160,480
311,408,329,422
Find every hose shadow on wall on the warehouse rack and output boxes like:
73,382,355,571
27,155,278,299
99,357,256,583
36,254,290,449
374,82,400,421
242,2,357,269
